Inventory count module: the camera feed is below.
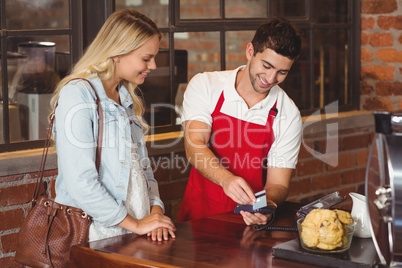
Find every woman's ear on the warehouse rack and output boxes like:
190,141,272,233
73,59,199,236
112,56,120,63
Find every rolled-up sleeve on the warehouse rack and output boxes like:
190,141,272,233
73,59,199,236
181,73,214,126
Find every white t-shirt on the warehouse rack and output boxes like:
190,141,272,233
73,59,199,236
182,66,302,169
88,143,150,242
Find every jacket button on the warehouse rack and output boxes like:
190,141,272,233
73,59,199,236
137,142,141,147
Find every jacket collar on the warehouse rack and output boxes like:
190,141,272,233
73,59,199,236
87,77,134,109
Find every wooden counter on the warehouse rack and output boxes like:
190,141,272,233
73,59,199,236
70,202,321,268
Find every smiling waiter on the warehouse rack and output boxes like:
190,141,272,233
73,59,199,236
179,17,302,226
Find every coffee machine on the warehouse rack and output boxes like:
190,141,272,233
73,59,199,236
9,41,59,140
366,111,402,267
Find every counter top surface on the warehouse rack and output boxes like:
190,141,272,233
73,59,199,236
70,202,372,268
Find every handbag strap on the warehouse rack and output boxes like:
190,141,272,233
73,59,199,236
32,78,104,202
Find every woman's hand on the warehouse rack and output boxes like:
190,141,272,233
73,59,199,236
147,206,176,241
135,213,176,241
118,208,176,240
146,205,176,241
147,227,176,241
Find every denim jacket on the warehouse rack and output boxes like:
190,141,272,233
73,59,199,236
53,77,164,227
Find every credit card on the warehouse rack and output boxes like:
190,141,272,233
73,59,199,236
253,190,267,210
234,190,275,214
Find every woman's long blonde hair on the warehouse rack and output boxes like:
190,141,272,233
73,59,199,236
50,9,161,131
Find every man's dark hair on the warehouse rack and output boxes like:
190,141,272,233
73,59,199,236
251,17,301,60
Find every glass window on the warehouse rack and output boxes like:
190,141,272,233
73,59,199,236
311,0,349,23
175,32,220,78
6,0,69,30
138,33,178,128
0,0,361,152
0,45,2,101
313,29,349,108
180,0,220,19
6,36,70,142
0,43,3,144
0,0,76,152
115,0,169,28
225,0,266,18
225,31,253,70
270,0,308,18
279,29,312,111
173,31,220,126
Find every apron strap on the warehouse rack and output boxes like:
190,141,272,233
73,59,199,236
262,99,278,186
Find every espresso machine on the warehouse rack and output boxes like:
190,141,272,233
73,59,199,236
366,111,402,267
9,41,59,140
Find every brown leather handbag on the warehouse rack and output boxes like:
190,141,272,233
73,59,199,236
15,79,103,268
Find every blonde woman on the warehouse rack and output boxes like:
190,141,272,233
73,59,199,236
51,9,176,242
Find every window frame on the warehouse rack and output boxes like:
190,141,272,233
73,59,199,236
0,0,361,153
0,0,82,152
168,0,361,116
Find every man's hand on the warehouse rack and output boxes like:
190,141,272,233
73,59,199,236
239,199,277,225
221,175,256,205
240,211,272,226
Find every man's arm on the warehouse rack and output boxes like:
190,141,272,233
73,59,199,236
183,120,256,205
264,166,292,206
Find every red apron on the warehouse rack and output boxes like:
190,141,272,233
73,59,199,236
178,91,277,222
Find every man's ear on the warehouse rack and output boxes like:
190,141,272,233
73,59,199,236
246,43,254,60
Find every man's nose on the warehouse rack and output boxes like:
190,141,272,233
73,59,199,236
267,71,278,84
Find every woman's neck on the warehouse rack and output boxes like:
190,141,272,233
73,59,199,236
102,79,121,105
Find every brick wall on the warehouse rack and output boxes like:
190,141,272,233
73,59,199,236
287,113,374,211
0,169,58,267
360,0,402,111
